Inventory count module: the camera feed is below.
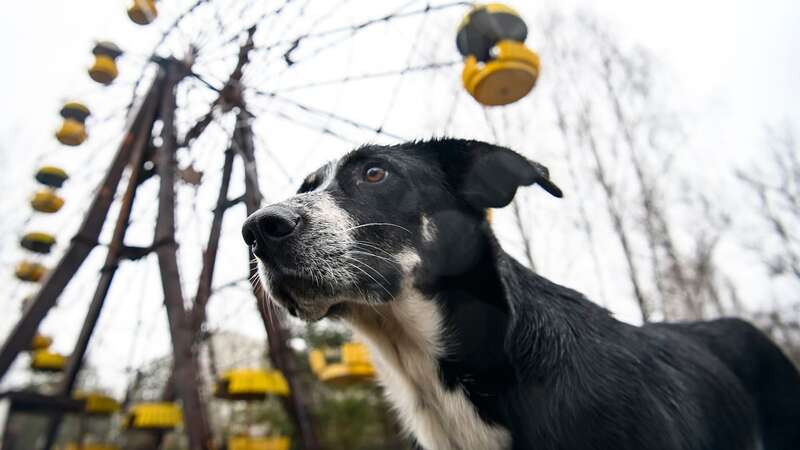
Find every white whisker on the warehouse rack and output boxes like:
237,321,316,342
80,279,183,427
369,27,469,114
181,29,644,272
344,255,393,285
345,222,412,234
349,250,403,270
353,241,397,257
344,260,395,301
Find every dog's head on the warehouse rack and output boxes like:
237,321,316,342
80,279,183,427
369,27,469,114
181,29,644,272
242,138,562,321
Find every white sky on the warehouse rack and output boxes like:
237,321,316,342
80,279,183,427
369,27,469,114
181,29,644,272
0,0,797,397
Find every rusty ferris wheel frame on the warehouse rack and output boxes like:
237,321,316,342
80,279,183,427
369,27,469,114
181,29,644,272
0,1,472,449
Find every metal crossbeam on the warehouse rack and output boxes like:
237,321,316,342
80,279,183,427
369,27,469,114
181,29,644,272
154,59,215,450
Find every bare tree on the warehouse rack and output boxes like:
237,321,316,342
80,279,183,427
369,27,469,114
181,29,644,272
735,124,800,364
737,125,800,284
527,11,738,322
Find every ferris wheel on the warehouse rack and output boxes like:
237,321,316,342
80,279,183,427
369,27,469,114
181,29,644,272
0,1,542,449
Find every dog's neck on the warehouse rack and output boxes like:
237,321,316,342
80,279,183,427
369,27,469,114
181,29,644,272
341,227,609,448
342,236,518,450
344,283,513,450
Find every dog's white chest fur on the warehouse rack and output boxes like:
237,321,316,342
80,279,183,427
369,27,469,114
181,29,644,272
347,289,511,450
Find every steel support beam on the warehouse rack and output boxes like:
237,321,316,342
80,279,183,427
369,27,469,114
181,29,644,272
154,60,214,450
192,148,236,333
146,146,237,449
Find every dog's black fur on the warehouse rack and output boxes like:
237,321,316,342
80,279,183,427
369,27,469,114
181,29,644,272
243,139,800,450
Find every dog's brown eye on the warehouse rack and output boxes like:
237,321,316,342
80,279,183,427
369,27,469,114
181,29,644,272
364,166,387,183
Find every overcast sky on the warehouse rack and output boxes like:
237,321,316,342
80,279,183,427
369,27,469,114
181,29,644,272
3,0,798,161
0,0,797,396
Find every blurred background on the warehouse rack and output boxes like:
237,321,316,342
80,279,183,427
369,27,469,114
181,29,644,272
0,0,797,449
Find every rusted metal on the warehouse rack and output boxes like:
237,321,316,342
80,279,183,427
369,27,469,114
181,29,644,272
154,59,214,450
152,27,260,449
151,143,231,445
192,148,236,333
1,23,319,450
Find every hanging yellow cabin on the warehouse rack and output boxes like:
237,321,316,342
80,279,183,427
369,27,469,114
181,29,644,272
74,392,120,415
89,42,123,85
228,436,291,450
215,368,290,400
128,0,158,25
30,333,53,351
15,261,47,282
31,190,65,213
35,166,69,188
30,349,66,372
124,403,182,430
456,4,539,106
308,342,376,386
56,102,90,146
89,55,118,85
56,119,88,146
20,232,56,254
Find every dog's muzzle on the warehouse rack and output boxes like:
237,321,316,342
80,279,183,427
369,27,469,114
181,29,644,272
241,194,363,321
242,205,303,260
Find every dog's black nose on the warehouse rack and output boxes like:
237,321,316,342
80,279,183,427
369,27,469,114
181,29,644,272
242,205,303,248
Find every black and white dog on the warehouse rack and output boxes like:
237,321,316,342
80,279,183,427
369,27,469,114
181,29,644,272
242,139,800,450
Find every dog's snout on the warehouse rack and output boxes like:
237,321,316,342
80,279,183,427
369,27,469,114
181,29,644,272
242,205,303,249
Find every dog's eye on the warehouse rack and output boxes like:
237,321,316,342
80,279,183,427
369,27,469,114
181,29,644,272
364,166,387,183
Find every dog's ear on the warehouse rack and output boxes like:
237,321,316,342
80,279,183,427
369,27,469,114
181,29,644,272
436,139,562,209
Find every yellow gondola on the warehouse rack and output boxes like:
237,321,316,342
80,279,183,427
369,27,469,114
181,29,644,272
89,42,123,85
74,392,121,416
456,4,539,106
308,342,376,386
124,403,182,430
56,102,90,146
30,333,53,351
15,261,47,282
228,436,290,450
128,0,158,25
35,166,69,188
31,190,65,213
30,349,66,372
215,368,290,400
56,119,88,146
20,232,56,254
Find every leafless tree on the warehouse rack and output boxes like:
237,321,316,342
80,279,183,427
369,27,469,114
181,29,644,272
737,125,800,284
735,124,800,364
521,11,739,322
